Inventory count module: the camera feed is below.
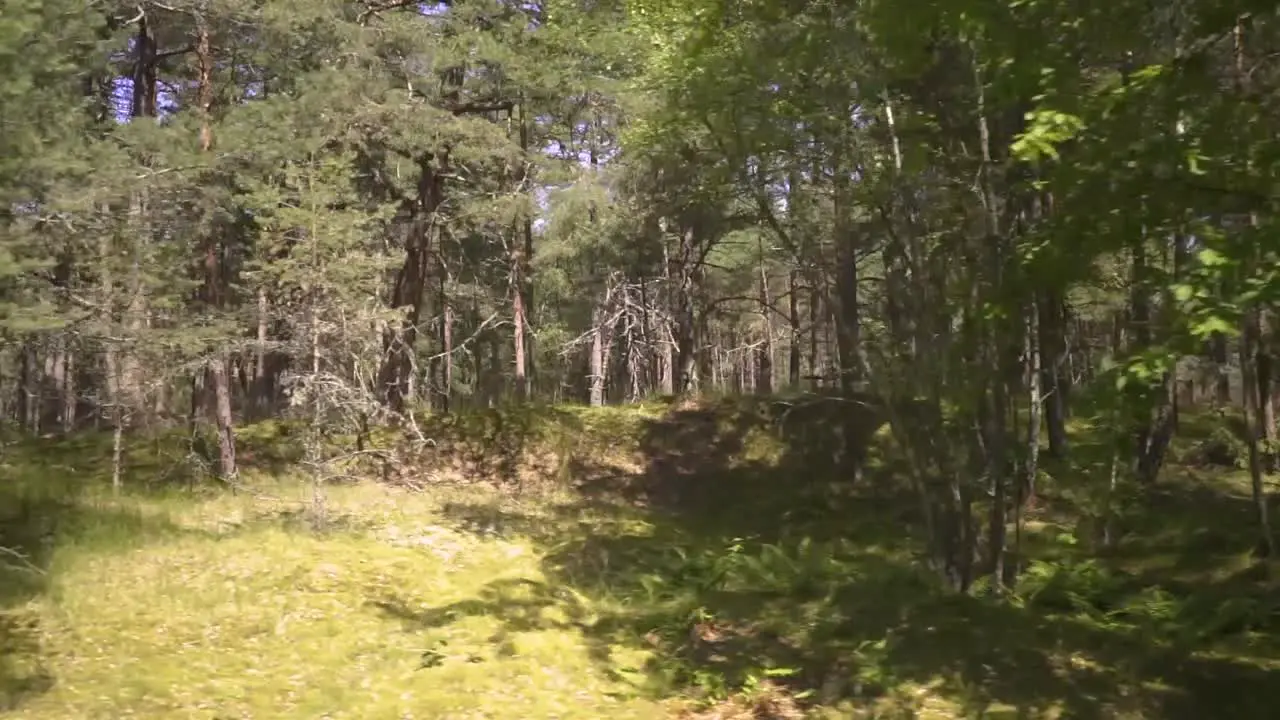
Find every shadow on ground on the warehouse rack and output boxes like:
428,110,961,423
0,445,217,712
410,397,1280,718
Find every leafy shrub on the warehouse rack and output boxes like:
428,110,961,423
1016,559,1125,616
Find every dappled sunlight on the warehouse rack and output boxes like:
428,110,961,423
9,498,665,719
6,402,1280,717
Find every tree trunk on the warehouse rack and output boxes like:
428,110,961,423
253,288,270,416
379,151,446,412
589,301,606,406
515,100,535,398
435,270,454,412
196,20,237,480
1038,289,1070,457
808,276,820,390
757,242,774,394
830,151,863,394
788,269,801,388
511,250,529,401
1242,306,1275,558
1015,301,1042,582
1129,237,1173,485
1212,332,1233,406
672,226,699,394
1257,311,1276,453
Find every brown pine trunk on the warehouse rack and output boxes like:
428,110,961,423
130,16,157,119
515,100,535,399
196,20,236,480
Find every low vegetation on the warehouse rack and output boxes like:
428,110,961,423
5,0,1280,717
4,400,1280,719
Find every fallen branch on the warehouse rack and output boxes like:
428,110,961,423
0,545,45,575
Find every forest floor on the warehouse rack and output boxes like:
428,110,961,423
4,398,1280,719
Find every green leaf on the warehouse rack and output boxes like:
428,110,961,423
1190,316,1237,339
1197,248,1230,267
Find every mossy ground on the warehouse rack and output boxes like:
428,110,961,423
1,479,666,719
3,399,1280,718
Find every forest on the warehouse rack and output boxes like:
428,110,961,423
4,0,1280,717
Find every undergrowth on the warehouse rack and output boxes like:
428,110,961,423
3,398,1280,718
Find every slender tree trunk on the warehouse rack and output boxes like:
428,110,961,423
1015,301,1042,581
439,270,454,412
673,226,699,394
1257,312,1276,455
511,247,528,402
757,240,773,394
1242,306,1275,558
808,277,820,390
196,20,236,481
1129,236,1173,484
19,342,37,433
254,288,270,415
1038,289,1070,457
788,270,801,388
589,300,606,406
640,272,658,393
487,330,502,407
830,146,863,394
1212,333,1233,406
62,342,75,432
517,100,536,397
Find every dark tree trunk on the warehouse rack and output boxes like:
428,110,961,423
378,156,444,413
1038,290,1070,457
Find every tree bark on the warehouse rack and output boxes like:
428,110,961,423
672,225,700,394
1242,306,1275,557
757,240,774,394
1038,289,1070,457
196,19,237,480
378,155,443,412
830,150,863,393
788,270,801,387
589,300,607,406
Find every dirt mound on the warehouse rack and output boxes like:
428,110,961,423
373,396,887,513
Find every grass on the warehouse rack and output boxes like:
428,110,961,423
2,481,666,718
4,398,1280,718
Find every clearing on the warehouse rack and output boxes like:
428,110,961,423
3,398,1280,718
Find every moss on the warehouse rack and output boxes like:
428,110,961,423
6,405,1280,717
